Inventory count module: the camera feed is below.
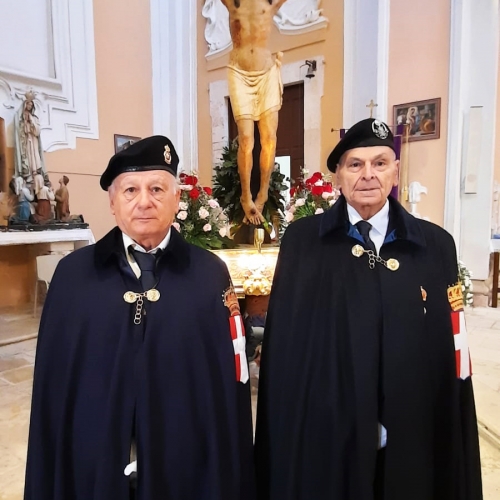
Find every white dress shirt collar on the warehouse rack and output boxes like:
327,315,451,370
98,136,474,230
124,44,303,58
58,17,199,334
347,200,390,254
122,230,171,255
122,230,171,278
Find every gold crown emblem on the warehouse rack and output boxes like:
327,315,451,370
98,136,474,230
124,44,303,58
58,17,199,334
164,145,172,164
223,286,240,316
447,283,464,311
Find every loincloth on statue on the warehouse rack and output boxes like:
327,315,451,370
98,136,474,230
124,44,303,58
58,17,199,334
227,55,283,121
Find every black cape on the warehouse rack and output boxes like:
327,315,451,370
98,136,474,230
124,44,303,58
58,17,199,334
255,196,482,500
25,227,255,500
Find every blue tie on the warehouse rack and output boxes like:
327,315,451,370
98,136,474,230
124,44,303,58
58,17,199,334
356,220,376,254
129,248,158,290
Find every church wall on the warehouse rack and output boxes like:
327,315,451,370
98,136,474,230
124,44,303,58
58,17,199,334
495,44,500,186
387,0,451,226
43,0,154,241
0,0,153,308
195,0,344,186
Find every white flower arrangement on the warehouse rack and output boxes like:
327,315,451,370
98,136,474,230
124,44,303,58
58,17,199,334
458,260,473,307
283,170,340,225
175,172,234,250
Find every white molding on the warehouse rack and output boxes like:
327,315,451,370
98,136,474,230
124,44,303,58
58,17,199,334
343,0,384,126
208,79,230,169
203,0,329,60
206,44,232,62
443,0,468,241
273,0,329,35
444,0,500,279
209,56,325,173
376,0,390,122
0,0,98,152
342,0,356,127
151,0,198,174
274,18,329,35
150,0,162,136
202,0,232,58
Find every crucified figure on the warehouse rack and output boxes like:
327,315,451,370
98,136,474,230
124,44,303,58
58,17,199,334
221,0,288,225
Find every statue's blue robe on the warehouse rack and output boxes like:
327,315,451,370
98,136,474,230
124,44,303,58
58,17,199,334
255,196,482,500
25,227,255,500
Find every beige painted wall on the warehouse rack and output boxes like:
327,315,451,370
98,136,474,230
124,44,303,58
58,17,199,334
388,0,451,226
44,0,154,242
0,0,153,308
495,45,500,184
195,0,344,186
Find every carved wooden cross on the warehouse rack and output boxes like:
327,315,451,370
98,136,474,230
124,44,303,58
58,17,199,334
366,99,378,118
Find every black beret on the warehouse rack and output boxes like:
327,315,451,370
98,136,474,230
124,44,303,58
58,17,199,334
100,135,179,190
327,118,395,173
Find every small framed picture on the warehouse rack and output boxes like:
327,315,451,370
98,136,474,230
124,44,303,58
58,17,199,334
393,98,441,142
114,134,141,154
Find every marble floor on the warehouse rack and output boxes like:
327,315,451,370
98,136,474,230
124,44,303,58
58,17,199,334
0,308,499,499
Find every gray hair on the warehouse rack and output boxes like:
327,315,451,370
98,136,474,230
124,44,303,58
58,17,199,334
108,172,179,199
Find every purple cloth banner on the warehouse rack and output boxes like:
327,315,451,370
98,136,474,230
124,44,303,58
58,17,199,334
391,124,405,200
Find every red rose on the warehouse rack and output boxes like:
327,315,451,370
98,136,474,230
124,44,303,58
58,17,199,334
311,185,323,196
322,184,333,193
311,171,322,181
189,188,200,199
290,187,296,197
203,187,213,195
179,172,187,181
184,175,198,186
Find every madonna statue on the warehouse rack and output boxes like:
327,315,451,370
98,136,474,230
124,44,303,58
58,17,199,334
14,91,48,183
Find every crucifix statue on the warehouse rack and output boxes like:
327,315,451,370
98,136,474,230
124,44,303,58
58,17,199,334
221,0,289,225
366,99,378,118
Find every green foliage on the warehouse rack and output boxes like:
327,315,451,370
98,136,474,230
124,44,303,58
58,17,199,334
212,138,289,226
292,198,320,220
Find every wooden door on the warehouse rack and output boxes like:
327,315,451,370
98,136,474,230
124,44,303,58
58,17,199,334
275,83,304,184
228,82,305,190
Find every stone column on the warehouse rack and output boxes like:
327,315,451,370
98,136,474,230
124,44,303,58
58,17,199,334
150,0,198,174
444,0,499,281
343,0,390,125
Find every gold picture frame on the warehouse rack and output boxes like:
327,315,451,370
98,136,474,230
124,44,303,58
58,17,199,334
114,134,141,154
393,98,441,142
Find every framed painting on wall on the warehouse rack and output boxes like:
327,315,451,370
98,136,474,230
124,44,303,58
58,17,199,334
114,134,141,154
393,98,441,142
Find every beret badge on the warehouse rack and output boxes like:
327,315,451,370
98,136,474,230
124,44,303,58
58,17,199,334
372,120,389,139
164,145,172,165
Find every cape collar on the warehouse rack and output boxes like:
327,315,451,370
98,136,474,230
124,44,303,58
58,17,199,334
319,194,427,248
94,226,190,270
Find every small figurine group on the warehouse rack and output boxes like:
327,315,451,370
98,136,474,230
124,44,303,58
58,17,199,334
9,91,71,225
10,173,70,224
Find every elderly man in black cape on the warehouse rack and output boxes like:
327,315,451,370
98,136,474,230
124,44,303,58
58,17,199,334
24,136,255,500
254,119,482,499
